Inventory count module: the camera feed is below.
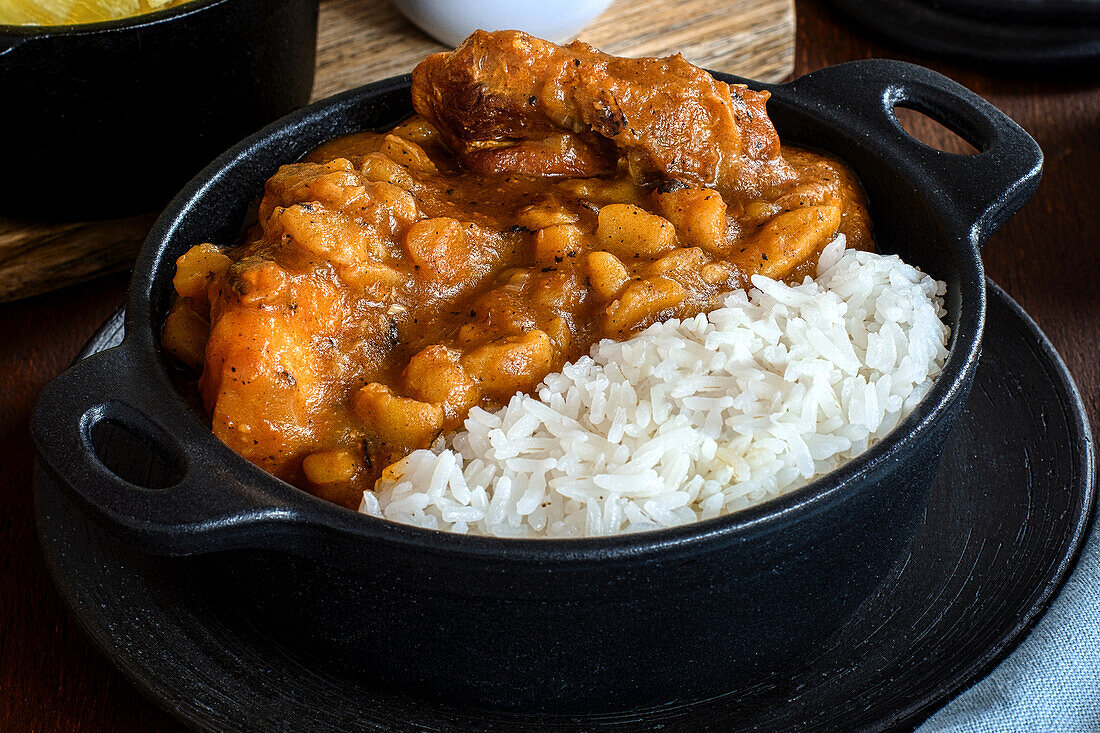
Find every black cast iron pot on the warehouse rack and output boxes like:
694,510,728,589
0,0,318,221
31,59,1042,713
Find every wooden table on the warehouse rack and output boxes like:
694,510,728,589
2,1,1097,729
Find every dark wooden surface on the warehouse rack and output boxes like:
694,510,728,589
2,1,1097,730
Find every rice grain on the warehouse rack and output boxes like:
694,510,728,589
362,237,950,537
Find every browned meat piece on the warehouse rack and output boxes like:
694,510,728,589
411,30,793,194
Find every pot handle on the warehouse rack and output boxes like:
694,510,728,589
780,59,1043,248
0,34,27,58
31,342,306,555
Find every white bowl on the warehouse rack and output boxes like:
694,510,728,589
392,0,614,47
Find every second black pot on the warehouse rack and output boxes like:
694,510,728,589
0,0,318,221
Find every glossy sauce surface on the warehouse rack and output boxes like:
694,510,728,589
162,31,873,507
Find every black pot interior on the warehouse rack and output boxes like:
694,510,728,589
134,70,984,466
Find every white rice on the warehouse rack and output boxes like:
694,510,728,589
360,236,950,537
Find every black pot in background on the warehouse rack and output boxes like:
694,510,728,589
31,61,1043,712
0,0,318,222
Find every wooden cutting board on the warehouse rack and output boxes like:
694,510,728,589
0,0,794,303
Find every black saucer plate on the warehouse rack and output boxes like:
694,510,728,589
825,0,1100,69
34,280,1095,732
